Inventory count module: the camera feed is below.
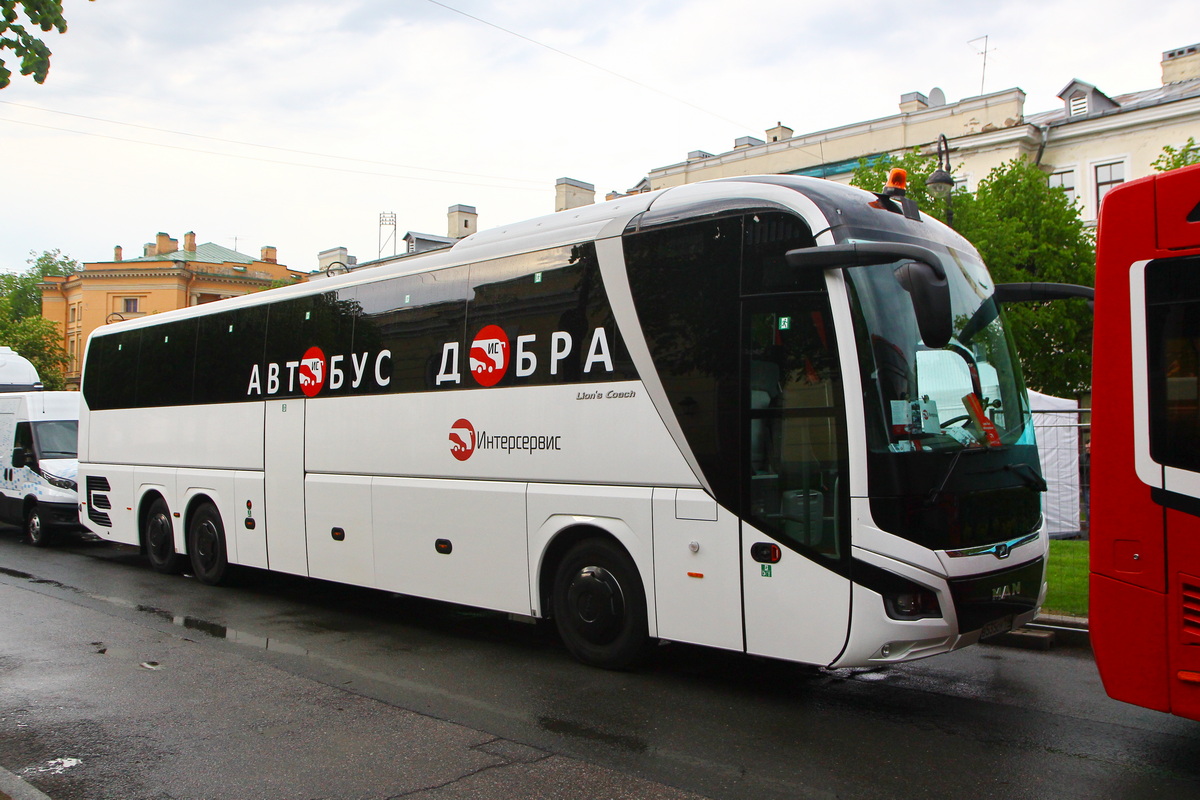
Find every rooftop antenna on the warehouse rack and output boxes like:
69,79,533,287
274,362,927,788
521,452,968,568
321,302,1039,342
968,35,994,96
379,211,397,259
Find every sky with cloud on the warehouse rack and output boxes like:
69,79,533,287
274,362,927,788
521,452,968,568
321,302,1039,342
0,0,1191,272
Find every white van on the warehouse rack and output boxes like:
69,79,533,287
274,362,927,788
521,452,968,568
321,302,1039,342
0,391,81,546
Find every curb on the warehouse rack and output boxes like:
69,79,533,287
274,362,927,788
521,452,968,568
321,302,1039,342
0,766,53,800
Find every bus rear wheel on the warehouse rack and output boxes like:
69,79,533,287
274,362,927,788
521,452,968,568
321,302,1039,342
145,498,186,574
188,503,230,586
552,538,650,669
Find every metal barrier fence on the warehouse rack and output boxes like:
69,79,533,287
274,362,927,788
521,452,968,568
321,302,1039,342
1031,407,1090,539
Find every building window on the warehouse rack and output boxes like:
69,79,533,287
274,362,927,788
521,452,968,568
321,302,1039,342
1048,170,1076,205
1069,94,1088,117
1095,162,1125,207
123,298,139,314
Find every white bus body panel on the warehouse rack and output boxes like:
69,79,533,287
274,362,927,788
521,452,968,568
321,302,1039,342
306,473,374,586
652,489,743,651
741,525,851,664
265,399,308,576
374,477,529,614
304,383,697,487
86,404,264,470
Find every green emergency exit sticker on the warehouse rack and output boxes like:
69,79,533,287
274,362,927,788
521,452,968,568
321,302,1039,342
761,565,773,577
778,316,791,331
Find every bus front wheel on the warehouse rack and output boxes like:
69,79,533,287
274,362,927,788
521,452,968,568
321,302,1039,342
552,538,650,669
188,503,230,586
145,498,186,574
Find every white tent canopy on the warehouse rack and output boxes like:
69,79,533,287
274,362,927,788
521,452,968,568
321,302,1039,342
1028,389,1082,537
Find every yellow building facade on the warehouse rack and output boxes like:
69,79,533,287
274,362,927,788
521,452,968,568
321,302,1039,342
42,231,306,389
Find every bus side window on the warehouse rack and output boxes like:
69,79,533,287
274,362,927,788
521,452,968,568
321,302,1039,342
1147,255,1200,470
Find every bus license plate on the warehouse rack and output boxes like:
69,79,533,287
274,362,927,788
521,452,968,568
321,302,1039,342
980,615,1014,640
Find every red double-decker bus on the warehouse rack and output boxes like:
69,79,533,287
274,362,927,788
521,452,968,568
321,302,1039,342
1091,162,1200,720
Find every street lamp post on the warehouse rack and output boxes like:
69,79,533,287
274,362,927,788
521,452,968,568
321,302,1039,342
927,134,955,226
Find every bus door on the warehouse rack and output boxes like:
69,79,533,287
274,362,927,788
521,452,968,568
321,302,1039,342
740,297,852,665
264,398,309,576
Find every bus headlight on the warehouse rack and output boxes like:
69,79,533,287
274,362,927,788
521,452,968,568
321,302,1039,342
884,588,942,620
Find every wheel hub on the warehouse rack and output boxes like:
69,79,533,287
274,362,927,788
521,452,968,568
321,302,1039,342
566,566,625,645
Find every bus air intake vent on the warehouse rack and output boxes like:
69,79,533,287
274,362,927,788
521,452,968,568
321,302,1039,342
86,476,113,528
1183,578,1200,643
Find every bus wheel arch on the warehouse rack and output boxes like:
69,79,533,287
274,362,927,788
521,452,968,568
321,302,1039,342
185,496,231,586
140,492,186,574
541,525,652,669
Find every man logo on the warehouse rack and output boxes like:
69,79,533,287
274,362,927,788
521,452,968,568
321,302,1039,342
449,418,476,461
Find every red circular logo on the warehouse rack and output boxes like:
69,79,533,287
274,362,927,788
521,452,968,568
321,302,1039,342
299,346,326,397
449,418,476,461
469,325,509,387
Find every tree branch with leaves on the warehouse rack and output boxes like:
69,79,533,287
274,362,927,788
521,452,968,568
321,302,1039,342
0,0,91,90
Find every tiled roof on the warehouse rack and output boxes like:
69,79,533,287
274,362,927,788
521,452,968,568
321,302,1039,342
123,242,256,264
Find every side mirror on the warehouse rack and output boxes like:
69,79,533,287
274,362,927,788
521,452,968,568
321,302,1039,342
12,448,27,469
785,243,952,348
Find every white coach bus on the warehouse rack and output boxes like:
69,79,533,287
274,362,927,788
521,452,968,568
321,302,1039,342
78,175,1048,669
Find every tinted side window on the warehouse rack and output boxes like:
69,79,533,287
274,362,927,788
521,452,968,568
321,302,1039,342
1147,255,1200,470
136,318,197,407
194,306,267,404
464,242,633,388
354,265,470,392
624,216,742,507
82,329,141,410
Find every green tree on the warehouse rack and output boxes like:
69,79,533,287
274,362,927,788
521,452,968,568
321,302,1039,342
850,148,953,224
0,249,75,389
852,154,1094,397
1152,137,1200,172
0,0,91,89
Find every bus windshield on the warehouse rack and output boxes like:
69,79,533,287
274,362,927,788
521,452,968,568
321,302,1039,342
848,246,1031,454
844,235,1042,551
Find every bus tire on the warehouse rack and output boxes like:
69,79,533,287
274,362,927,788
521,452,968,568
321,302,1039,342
552,538,650,669
188,503,230,586
144,497,186,574
25,504,52,548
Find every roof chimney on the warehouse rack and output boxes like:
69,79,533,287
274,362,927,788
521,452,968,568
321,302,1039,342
734,136,765,149
114,245,123,262
260,245,278,263
765,122,793,143
184,231,196,252
899,91,930,113
156,232,178,254
1162,42,1200,84
448,204,478,238
555,178,595,212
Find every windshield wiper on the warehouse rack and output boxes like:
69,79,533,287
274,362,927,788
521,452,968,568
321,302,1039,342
1004,462,1048,492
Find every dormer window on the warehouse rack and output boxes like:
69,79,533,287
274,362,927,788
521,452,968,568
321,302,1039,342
1058,79,1119,119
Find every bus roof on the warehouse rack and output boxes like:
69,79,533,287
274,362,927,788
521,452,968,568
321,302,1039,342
86,175,895,340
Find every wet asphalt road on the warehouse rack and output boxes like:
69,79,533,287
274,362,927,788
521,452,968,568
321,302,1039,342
1,527,1199,800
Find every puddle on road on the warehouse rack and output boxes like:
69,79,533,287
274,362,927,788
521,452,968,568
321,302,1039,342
1,565,310,657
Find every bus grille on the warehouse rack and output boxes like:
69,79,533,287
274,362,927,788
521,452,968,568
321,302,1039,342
1183,578,1200,643
86,476,113,528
